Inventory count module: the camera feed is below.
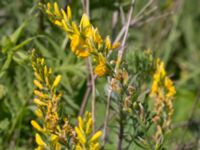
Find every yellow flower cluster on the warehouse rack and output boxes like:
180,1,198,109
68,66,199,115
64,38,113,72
40,2,120,77
150,58,176,142
31,50,74,150
75,112,102,150
31,50,102,149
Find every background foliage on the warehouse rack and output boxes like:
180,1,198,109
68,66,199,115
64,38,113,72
0,0,200,149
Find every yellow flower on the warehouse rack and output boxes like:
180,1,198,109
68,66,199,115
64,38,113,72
80,14,91,37
70,34,90,58
35,108,43,119
34,80,43,90
35,146,44,150
165,77,176,97
53,2,61,17
94,54,108,77
52,75,62,88
35,133,47,147
33,98,47,106
89,131,102,143
75,127,86,144
105,36,111,50
75,112,102,150
31,120,44,132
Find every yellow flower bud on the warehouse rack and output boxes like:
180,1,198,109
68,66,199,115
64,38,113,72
89,131,102,143
34,80,43,90
54,20,62,27
31,120,43,132
67,6,72,20
47,2,51,10
75,127,86,144
33,98,47,106
53,2,61,16
52,75,62,88
86,118,92,135
35,108,43,119
35,133,47,147
34,72,42,81
34,90,48,99
80,14,90,29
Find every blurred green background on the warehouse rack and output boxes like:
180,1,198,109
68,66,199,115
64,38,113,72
0,0,200,149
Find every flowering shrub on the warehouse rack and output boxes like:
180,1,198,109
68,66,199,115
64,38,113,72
5,0,200,149
28,2,177,150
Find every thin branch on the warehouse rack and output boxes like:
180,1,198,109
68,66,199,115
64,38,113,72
79,76,92,116
88,58,96,131
102,0,135,146
81,0,90,16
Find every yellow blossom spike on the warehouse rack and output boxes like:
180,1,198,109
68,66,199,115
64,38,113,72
67,6,72,20
89,131,102,143
53,2,61,16
33,98,47,106
31,120,43,132
80,14,90,29
52,75,62,88
34,80,43,90
75,127,86,144
35,133,47,147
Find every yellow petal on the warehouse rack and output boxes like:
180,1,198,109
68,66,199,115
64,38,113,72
67,6,72,20
112,42,120,49
35,133,46,147
50,134,58,142
34,72,43,82
47,2,51,10
35,146,44,150
31,120,43,132
53,2,61,16
35,108,43,119
61,9,67,21
89,131,102,143
105,36,111,50
52,75,62,88
54,20,63,27
33,98,47,106
80,14,90,29
34,80,43,90
78,116,83,131
75,127,86,144
34,90,48,99
86,118,92,135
